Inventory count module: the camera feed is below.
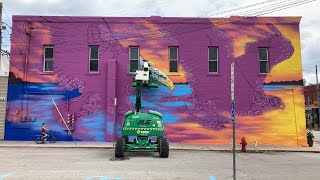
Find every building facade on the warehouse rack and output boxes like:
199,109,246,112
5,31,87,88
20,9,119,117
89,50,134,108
0,52,10,140
5,16,306,146
304,84,319,127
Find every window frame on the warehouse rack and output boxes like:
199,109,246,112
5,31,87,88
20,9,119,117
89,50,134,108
129,46,139,73
259,47,269,74
208,46,219,73
89,46,99,73
43,46,54,72
169,46,178,73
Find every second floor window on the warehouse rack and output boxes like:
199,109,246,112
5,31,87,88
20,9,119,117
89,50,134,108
209,47,218,73
129,47,139,72
259,48,269,74
308,96,311,105
169,47,178,72
43,46,54,72
89,46,99,72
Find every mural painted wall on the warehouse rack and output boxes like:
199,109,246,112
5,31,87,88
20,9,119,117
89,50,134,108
5,16,306,146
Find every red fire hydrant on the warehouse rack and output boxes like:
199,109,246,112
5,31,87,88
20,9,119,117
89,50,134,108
240,137,247,152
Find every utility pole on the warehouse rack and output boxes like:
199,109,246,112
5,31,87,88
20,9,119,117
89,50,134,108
0,2,2,72
316,65,320,129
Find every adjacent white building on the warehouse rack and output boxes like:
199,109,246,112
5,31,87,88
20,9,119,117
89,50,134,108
0,52,9,76
0,51,9,140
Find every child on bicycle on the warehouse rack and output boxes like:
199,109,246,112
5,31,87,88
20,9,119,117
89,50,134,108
41,123,48,140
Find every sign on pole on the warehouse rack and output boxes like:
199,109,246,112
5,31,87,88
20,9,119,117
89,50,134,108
231,62,234,101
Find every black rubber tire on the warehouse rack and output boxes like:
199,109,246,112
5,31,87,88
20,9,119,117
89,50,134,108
50,136,56,143
115,137,125,158
159,137,169,158
36,137,43,144
124,136,129,143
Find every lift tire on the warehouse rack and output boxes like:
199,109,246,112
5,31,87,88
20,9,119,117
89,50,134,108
159,137,169,158
115,137,125,158
124,136,129,143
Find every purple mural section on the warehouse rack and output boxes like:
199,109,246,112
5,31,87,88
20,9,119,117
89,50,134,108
5,16,305,145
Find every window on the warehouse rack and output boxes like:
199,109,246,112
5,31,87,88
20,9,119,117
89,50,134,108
208,47,218,73
259,48,269,73
308,96,311,105
169,47,178,72
129,47,139,72
89,46,99,72
43,46,54,72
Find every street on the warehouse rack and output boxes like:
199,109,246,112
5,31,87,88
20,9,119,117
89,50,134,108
0,147,319,180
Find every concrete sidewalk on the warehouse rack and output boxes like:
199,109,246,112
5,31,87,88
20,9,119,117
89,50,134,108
0,140,319,153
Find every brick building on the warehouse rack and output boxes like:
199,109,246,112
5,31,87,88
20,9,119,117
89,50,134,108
5,15,307,146
304,84,319,127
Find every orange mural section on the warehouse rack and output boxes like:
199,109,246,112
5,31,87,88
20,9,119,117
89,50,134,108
264,24,303,83
118,20,187,83
166,87,306,146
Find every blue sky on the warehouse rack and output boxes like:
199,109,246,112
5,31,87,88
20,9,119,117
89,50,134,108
1,0,319,84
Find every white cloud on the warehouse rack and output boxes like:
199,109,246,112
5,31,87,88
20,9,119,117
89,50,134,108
2,0,319,84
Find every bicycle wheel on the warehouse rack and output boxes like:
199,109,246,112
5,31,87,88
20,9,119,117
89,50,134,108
36,137,44,144
49,136,56,143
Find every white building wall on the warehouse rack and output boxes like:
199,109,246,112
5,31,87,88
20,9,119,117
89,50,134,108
0,52,9,76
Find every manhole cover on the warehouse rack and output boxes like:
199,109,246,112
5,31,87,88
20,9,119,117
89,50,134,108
109,157,130,161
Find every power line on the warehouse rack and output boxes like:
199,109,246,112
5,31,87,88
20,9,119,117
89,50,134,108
6,0,314,47
4,0,316,55
207,0,277,17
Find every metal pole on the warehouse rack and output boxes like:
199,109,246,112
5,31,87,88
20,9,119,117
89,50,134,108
233,115,236,180
231,62,236,180
316,65,320,128
113,97,117,146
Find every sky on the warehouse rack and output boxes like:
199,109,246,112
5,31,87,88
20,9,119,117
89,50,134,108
1,0,319,84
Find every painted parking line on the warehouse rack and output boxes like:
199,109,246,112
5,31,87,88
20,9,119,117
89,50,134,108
209,176,216,180
0,173,12,179
86,176,121,180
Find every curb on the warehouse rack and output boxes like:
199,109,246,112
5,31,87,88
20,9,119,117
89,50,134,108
0,144,319,153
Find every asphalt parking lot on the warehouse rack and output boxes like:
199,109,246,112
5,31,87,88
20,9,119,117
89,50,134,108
0,147,319,180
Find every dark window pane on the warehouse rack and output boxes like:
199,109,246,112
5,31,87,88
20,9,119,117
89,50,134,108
130,60,138,72
260,61,268,73
169,47,178,60
209,47,218,60
45,47,53,58
259,48,268,60
130,47,139,59
170,61,178,72
90,46,99,59
209,61,218,72
90,60,99,72
45,60,53,71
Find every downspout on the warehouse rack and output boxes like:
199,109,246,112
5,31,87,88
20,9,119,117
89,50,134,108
23,20,69,115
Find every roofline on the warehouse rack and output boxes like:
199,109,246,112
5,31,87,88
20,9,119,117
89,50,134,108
12,15,301,24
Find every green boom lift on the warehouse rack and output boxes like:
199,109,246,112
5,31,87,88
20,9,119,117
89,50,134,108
115,59,174,158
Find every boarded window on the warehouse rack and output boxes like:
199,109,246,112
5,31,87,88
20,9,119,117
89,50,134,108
129,47,139,72
209,47,218,73
43,46,54,72
169,47,178,72
259,48,269,73
89,46,99,72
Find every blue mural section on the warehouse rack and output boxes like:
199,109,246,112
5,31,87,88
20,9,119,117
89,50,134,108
5,83,193,141
129,84,193,124
5,83,83,141
74,111,106,142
